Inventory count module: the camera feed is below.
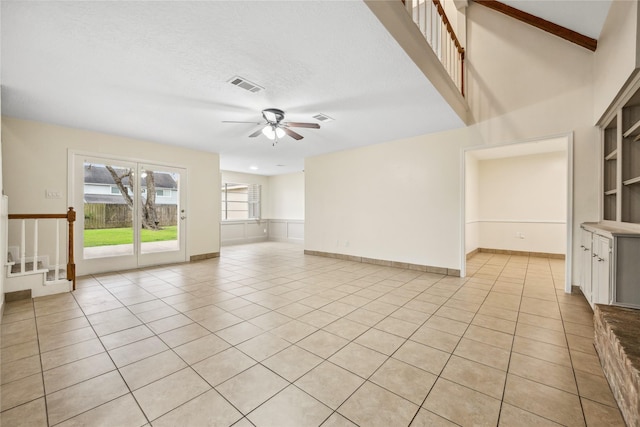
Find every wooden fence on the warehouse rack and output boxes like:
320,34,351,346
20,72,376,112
84,204,177,229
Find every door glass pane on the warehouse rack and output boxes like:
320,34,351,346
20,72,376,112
140,166,180,254
83,162,134,259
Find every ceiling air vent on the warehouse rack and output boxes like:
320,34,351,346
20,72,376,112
312,113,334,122
228,76,264,93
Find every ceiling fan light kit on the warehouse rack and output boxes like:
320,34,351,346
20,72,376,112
223,108,321,146
262,125,285,140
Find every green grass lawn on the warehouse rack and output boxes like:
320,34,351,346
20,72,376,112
84,226,177,247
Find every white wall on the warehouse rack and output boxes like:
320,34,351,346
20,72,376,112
306,127,475,269
306,2,601,280
465,153,479,254
466,3,599,281
268,172,304,220
593,0,639,121
2,117,221,270
0,3,4,312
476,151,567,254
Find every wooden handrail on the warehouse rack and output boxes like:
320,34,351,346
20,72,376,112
9,213,70,220
8,207,76,290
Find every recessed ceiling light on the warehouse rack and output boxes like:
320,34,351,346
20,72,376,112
249,166,259,171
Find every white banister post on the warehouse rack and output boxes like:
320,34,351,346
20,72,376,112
20,219,26,274
55,219,61,281
33,219,39,272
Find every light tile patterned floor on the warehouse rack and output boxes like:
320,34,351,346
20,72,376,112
0,242,627,426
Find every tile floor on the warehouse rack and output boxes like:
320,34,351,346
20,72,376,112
0,242,627,426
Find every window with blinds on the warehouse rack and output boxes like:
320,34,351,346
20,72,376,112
221,183,261,220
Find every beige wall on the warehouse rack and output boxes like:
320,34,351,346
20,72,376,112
2,117,221,267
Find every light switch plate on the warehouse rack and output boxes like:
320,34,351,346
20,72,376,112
45,189,62,199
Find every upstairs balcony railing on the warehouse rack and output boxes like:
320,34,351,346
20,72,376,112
403,0,465,96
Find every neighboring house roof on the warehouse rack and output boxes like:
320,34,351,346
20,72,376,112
84,165,177,189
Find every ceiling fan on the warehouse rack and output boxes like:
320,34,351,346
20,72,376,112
223,108,320,145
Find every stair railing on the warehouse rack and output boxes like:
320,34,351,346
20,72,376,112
403,0,465,96
8,207,76,290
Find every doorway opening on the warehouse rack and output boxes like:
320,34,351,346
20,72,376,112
462,134,573,292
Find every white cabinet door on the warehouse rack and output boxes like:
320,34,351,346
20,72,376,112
593,235,612,305
579,228,593,302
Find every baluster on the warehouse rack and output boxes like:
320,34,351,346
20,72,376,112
445,29,449,72
425,0,430,43
456,49,462,92
432,9,437,54
33,219,39,272
419,0,425,35
453,44,457,86
55,218,61,281
449,39,453,76
20,219,26,273
412,0,418,24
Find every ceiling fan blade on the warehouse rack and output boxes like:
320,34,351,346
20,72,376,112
263,110,278,123
249,128,264,138
282,127,304,140
283,122,320,129
222,121,263,124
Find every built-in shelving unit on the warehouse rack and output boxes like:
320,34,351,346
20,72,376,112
585,75,640,313
599,80,640,225
605,149,618,161
603,118,618,221
623,176,640,186
622,117,640,138
621,94,640,223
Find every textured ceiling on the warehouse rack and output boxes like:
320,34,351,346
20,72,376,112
1,1,465,176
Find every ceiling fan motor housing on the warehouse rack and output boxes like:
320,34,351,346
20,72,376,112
263,108,285,124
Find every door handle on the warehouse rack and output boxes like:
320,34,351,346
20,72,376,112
180,216,186,220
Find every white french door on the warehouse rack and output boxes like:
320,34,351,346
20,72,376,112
71,153,187,274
